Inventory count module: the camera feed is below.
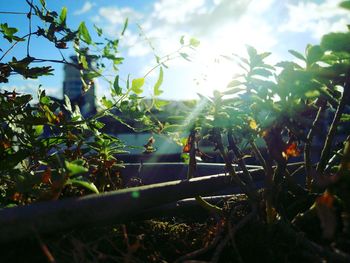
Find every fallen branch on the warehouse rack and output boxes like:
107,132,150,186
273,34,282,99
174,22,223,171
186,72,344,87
0,170,262,243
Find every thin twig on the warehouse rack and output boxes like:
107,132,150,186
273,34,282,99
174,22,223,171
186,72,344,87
174,221,225,263
249,140,273,186
26,0,34,57
227,130,254,188
34,231,56,263
317,79,350,174
0,11,35,15
0,32,36,61
32,58,80,69
304,106,323,189
187,129,197,180
211,205,257,263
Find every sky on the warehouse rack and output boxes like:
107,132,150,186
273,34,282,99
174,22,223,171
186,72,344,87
1,0,349,101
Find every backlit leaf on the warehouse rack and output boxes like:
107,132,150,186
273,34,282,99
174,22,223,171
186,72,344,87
131,78,144,94
180,52,191,61
306,44,323,65
340,1,350,10
65,160,88,176
113,75,122,95
288,49,306,61
249,119,257,130
59,7,67,25
321,32,350,53
34,125,44,136
67,178,99,194
341,113,350,122
153,67,164,96
163,124,183,132
180,35,185,45
78,22,92,44
101,96,113,108
121,18,128,36
190,37,200,47
226,80,243,88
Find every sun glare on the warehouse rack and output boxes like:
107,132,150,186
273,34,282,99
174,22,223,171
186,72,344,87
193,15,276,97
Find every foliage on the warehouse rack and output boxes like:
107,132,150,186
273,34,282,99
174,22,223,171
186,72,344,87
166,2,350,260
0,0,198,205
1,0,350,261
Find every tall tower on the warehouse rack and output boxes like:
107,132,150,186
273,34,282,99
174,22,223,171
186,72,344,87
63,56,96,117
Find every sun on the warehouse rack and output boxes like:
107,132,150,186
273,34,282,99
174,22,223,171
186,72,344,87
192,16,277,97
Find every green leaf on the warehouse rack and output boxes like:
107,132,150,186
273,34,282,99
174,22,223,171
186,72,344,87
64,95,72,112
167,115,186,123
59,7,67,25
113,75,122,95
246,45,257,59
180,52,191,61
65,160,88,176
251,68,272,77
79,55,88,69
275,61,302,69
259,52,271,60
306,44,324,65
227,80,243,88
33,125,44,136
93,24,103,36
304,90,320,98
340,1,350,10
40,96,51,105
154,99,169,109
288,49,306,61
0,23,20,43
153,67,164,96
223,87,245,95
131,78,145,94
180,35,185,45
190,37,200,47
84,71,101,79
78,22,92,44
67,178,99,194
163,124,183,132
92,121,105,129
121,18,128,36
39,0,46,7
101,96,113,108
341,113,350,122
321,32,350,53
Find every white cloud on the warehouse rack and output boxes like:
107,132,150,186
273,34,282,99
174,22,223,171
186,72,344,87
90,0,280,99
92,0,350,100
279,0,350,39
74,1,94,16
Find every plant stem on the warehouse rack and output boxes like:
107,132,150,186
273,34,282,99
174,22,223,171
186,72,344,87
186,129,223,214
227,129,254,187
0,11,35,15
249,140,273,187
187,129,197,180
26,0,33,57
194,196,223,215
249,139,275,223
317,80,350,174
212,128,258,201
304,106,323,189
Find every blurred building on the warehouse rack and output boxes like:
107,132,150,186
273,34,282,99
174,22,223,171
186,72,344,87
63,56,96,117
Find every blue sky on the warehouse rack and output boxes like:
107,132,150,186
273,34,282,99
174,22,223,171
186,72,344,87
1,0,349,101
